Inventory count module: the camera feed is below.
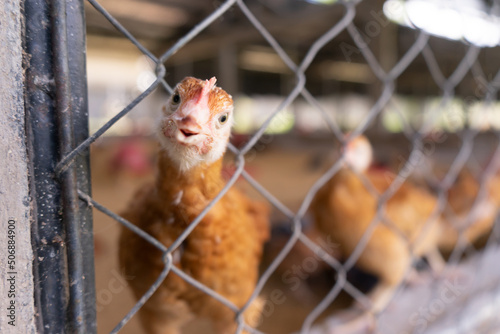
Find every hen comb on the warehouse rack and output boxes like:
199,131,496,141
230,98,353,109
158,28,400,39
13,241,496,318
201,77,217,97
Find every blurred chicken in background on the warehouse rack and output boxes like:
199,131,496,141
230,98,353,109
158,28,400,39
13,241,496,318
439,168,500,253
109,136,153,177
310,135,443,314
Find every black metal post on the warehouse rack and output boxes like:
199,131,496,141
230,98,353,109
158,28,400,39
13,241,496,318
24,0,96,333
64,0,97,332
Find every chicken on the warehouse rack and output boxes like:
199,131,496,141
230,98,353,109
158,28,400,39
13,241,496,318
119,77,270,334
310,135,442,313
439,168,500,252
109,136,153,177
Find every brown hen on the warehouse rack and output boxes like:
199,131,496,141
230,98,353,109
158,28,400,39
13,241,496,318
119,77,270,334
311,135,442,313
439,168,500,252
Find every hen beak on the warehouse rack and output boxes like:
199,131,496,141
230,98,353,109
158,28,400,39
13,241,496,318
175,115,203,143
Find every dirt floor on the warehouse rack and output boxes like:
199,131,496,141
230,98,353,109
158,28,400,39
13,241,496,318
91,135,350,334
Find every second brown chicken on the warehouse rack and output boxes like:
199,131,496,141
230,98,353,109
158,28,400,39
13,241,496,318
311,135,443,312
439,168,500,252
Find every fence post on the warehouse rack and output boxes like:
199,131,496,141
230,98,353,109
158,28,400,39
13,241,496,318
24,0,96,333
0,0,37,333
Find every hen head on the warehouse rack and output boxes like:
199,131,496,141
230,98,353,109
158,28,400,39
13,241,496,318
344,135,373,173
158,77,234,172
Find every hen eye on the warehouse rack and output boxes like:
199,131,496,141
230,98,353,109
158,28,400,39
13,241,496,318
218,113,228,125
172,93,180,104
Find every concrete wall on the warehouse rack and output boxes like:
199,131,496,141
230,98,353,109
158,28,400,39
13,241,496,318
0,0,37,332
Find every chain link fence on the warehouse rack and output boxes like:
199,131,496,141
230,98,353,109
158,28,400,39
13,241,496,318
73,0,500,333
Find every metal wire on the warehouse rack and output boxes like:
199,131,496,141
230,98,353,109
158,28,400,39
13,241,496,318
59,0,500,332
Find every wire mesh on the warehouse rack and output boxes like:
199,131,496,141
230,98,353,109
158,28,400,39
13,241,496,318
72,0,500,333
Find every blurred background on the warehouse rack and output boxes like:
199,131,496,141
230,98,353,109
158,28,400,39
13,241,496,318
86,0,500,333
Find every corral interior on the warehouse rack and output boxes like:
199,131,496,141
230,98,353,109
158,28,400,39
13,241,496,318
85,0,500,333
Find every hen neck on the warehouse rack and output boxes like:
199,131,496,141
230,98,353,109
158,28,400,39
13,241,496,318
155,149,225,200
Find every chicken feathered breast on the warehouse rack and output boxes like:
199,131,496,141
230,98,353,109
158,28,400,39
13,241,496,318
119,77,270,334
311,136,442,312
